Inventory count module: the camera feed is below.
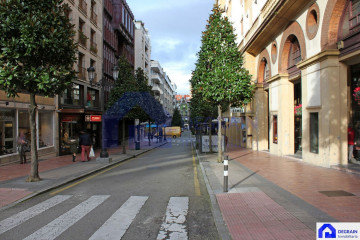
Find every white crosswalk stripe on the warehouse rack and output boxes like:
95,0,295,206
0,195,72,235
1,195,190,239
157,197,189,240
89,196,148,240
23,195,109,240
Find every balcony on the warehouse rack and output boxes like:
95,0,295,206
78,31,87,47
90,41,98,54
78,0,87,16
151,61,161,73
152,85,163,95
90,10,97,26
151,73,162,84
78,66,86,80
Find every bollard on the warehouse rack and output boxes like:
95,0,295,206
224,155,228,192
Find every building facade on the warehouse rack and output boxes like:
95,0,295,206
218,0,360,167
176,95,191,128
58,0,104,155
134,21,151,80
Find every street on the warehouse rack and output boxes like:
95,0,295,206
0,132,219,240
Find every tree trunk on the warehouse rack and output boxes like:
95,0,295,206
122,119,126,154
27,93,40,182
217,104,222,163
208,118,213,153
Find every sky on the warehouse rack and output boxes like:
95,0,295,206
127,0,214,95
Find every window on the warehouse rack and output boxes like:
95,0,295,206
340,0,360,38
87,88,100,108
61,83,83,106
38,111,53,148
0,109,16,155
18,110,30,151
310,112,319,153
78,52,86,80
273,115,278,144
288,38,301,68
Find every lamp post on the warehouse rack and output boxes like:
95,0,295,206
87,65,119,158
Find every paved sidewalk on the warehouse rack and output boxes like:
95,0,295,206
0,140,167,210
196,144,360,240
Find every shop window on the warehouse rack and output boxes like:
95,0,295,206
310,112,319,154
273,115,278,144
87,88,99,108
38,111,54,148
61,83,83,106
18,110,31,150
0,109,16,155
60,115,82,155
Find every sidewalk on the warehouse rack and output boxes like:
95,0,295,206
0,139,167,210
196,144,360,240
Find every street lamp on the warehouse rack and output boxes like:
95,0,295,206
87,65,119,158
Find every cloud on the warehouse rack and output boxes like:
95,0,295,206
128,0,213,94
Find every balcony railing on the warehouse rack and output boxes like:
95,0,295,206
90,11,97,25
90,41,98,54
78,66,86,80
78,31,87,47
78,0,87,15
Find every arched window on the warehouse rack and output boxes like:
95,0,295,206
340,0,360,39
288,38,301,68
263,58,269,81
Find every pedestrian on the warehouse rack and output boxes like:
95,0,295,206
79,130,92,162
17,131,28,164
69,136,79,162
348,124,355,163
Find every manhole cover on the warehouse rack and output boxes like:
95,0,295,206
319,190,355,197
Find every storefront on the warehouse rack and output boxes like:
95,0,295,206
59,112,101,155
0,107,55,164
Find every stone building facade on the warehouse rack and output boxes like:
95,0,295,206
218,0,360,167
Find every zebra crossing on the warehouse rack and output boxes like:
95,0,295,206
0,195,189,240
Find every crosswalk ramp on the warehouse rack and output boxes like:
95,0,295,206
0,195,189,240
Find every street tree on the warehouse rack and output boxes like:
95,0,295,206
107,57,165,152
171,107,182,127
0,0,77,181
192,4,254,162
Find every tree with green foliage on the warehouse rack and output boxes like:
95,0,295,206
0,0,77,181
171,107,182,127
192,4,254,162
106,57,164,152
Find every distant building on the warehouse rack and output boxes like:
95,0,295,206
134,21,151,80
150,60,177,116
175,95,192,128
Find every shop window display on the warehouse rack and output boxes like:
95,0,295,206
0,109,16,155
18,110,31,149
38,111,54,148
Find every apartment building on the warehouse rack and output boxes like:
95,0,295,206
58,0,103,155
150,60,177,116
218,0,360,167
135,21,151,80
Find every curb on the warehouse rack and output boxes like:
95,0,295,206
0,142,168,212
192,141,231,240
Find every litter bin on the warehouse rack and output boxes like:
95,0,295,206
135,141,140,150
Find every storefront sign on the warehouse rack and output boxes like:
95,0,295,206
86,115,102,122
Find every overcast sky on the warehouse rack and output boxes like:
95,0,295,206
127,0,214,95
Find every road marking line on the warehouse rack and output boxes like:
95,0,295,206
157,197,189,240
192,147,201,196
23,195,109,240
50,161,127,195
0,195,72,235
89,196,148,240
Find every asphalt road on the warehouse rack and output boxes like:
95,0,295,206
0,131,220,240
